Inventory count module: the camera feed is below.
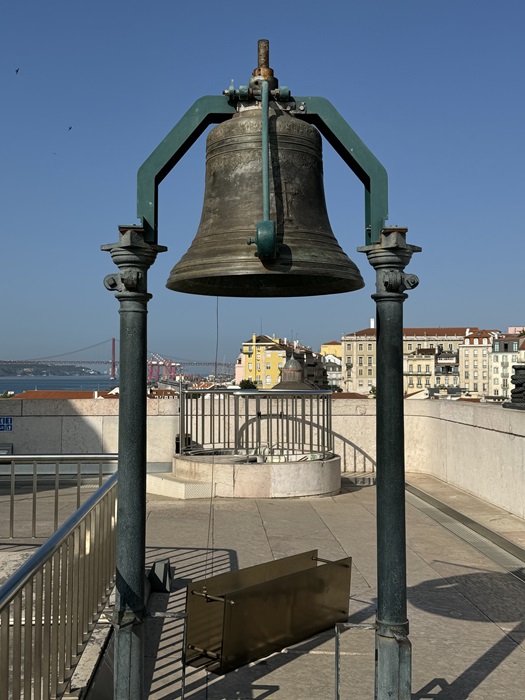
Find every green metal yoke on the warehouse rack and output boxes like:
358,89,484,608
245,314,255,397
136,94,388,247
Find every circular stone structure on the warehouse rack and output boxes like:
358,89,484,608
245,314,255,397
172,450,341,498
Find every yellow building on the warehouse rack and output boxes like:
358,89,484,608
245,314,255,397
237,334,289,388
320,340,342,359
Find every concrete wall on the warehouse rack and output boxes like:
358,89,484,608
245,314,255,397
331,398,525,519
0,398,179,471
1,396,524,518
404,401,525,519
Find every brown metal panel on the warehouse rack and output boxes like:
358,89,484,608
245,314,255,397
219,557,351,674
186,550,318,667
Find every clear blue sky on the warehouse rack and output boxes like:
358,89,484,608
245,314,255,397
2,1,524,365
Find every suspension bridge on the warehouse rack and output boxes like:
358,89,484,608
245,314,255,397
0,338,235,380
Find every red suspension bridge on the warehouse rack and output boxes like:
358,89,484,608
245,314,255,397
0,338,235,380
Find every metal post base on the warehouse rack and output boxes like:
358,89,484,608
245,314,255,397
375,621,412,700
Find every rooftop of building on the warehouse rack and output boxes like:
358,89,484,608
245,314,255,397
344,327,480,339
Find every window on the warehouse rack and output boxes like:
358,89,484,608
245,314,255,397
494,389,499,396
513,342,519,352
265,376,272,384
474,372,478,380
436,377,441,385
494,366,499,374
409,364,413,372
473,349,478,357
512,354,519,362
494,355,498,362
494,342,500,352
346,344,351,351
256,362,261,370
248,363,253,371
367,356,372,365
483,383,487,391
367,343,372,351
358,343,363,351
368,369,372,376
408,380,414,387
473,383,478,392
465,371,469,379
465,349,469,356
417,343,421,349
358,357,363,365
425,365,430,372
358,380,363,387
358,369,363,376
407,344,412,351
494,378,499,385
417,378,422,387
430,344,434,349
425,378,430,386
473,361,478,369
278,362,283,369
482,349,487,356
483,372,487,380
448,344,453,350
417,364,421,372
266,362,271,370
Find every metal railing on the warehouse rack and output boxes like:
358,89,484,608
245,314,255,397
0,455,117,539
180,389,333,458
0,472,117,699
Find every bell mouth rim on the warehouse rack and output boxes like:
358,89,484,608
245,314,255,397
166,271,365,298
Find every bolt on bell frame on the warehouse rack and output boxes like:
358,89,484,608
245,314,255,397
103,39,420,700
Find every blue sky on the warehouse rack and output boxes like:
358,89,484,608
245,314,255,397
2,1,524,365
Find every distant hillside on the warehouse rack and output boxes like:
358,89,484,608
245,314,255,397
0,363,102,377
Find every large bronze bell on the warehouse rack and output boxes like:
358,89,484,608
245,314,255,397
166,56,364,297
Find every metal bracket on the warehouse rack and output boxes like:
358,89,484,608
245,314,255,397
136,94,388,246
113,608,144,629
191,590,234,605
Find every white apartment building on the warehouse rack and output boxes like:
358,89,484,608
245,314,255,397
458,329,497,398
489,334,525,399
342,327,471,395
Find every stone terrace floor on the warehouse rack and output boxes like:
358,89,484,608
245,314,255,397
130,474,525,700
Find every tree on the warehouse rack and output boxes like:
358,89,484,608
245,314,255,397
239,379,257,390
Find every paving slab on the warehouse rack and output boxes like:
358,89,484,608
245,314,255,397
142,483,525,699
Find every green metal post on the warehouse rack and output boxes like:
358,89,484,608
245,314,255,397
359,228,420,700
102,228,166,700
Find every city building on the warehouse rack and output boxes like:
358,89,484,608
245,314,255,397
457,329,498,398
342,326,475,395
489,334,525,399
236,334,328,389
320,340,342,359
322,353,343,391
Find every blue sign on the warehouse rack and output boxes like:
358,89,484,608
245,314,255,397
0,417,13,432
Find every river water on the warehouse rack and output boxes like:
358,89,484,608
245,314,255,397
0,375,117,395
